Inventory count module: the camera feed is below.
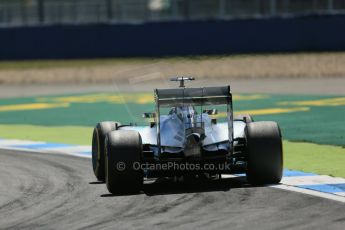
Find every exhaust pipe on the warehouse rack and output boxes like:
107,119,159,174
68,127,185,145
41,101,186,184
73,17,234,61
184,133,201,157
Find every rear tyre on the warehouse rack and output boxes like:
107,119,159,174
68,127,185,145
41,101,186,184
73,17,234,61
92,121,120,181
105,130,143,194
234,114,254,123
245,121,283,185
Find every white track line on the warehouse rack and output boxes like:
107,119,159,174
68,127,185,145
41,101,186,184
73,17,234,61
334,192,345,197
271,184,345,203
281,175,345,186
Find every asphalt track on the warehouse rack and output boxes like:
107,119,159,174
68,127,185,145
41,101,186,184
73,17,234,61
1,149,344,230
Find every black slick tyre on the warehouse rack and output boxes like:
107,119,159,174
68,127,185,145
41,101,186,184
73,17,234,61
245,121,283,185
105,130,143,194
92,121,120,181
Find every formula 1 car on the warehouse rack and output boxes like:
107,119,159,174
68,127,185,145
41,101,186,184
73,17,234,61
92,77,283,194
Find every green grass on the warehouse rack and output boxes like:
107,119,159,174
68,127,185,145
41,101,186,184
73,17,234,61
1,124,344,178
0,124,92,145
0,93,344,145
284,141,345,178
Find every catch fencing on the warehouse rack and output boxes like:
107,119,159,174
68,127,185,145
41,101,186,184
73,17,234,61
1,0,345,27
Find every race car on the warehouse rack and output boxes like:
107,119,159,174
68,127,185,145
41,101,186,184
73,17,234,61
92,77,283,194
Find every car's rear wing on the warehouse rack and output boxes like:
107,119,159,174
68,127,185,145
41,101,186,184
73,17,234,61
155,86,231,107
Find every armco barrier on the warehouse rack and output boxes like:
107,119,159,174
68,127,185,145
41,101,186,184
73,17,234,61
1,15,345,60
